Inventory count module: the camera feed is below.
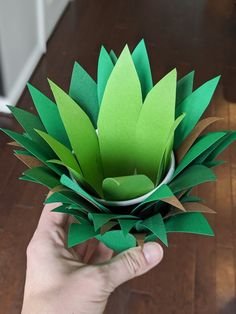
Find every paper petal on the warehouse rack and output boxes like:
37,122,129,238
176,71,194,105
88,213,137,231
109,49,118,64
69,62,99,127
15,153,43,168
23,166,61,188
68,222,97,248
118,219,139,236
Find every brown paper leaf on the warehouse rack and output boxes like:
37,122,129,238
15,154,43,168
176,117,223,163
164,201,215,218
134,233,146,248
162,195,186,211
7,141,21,147
100,221,118,235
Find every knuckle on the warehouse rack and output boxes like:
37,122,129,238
121,250,146,277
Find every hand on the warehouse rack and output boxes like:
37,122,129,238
22,203,164,314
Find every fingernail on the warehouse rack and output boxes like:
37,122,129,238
142,242,163,265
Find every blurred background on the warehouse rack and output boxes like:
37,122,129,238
0,0,236,313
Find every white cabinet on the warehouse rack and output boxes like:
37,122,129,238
0,0,70,113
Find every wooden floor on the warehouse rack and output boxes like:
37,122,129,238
0,0,236,313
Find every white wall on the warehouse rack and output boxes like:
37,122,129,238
0,0,70,113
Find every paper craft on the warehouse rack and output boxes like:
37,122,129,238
1,40,235,252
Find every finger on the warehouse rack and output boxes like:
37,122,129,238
36,203,68,233
88,242,113,264
103,242,163,289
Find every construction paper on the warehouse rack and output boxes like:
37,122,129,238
180,195,202,203
176,117,222,163
60,175,110,212
96,230,136,253
100,221,118,235
15,153,43,168
19,175,38,183
118,219,139,236
69,62,99,128
27,83,70,148
175,76,220,148
0,129,61,175
45,190,86,207
176,71,194,105
102,174,154,201
138,213,168,246
169,165,216,193
14,150,32,156
35,129,82,175
98,45,142,177
49,80,103,194
204,160,225,168
165,212,214,236
97,46,114,105
109,50,118,64
68,222,97,248
88,213,137,231
51,205,88,223
183,202,215,213
7,105,47,146
173,131,226,178
134,233,146,247
132,39,153,99
23,166,60,189
7,141,22,147
135,69,177,182
206,131,236,161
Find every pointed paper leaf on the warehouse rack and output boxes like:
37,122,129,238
173,131,226,178
35,130,82,175
206,131,236,161
23,166,60,188
69,62,99,127
102,174,154,201
135,69,177,182
183,202,216,213
88,213,137,231
60,175,110,212
49,80,103,194
180,195,202,203
176,71,194,105
132,39,153,99
15,153,43,168
204,160,225,168
28,83,70,148
68,222,97,247
175,76,220,148
118,219,139,236
0,129,61,175
96,230,136,253
98,45,142,177
51,205,88,222
169,165,216,194
176,117,223,163
165,212,214,236
7,106,47,146
139,213,168,246
109,49,118,64
97,46,114,104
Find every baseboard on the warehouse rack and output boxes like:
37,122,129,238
0,44,43,113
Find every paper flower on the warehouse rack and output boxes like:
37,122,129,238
1,40,236,252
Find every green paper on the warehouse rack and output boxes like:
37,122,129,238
176,71,194,105
118,219,139,236
69,62,99,127
51,205,88,223
204,160,225,168
35,130,82,175
88,213,137,231
7,105,47,146
98,45,142,177
60,175,110,212
138,213,168,246
97,46,114,105
165,212,214,236
96,230,136,253
175,75,220,148
132,184,174,214
0,129,61,175
14,150,32,156
68,222,97,248
135,69,176,182
173,131,226,178
132,39,153,99
169,165,216,193
102,174,154,201
28,83,70,148
19,175,38,183
49,80,103,194
206,131,236,161
180,195,202,203
109,50,118,64
23,166,60,189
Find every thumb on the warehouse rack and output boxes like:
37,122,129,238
104,242,163,289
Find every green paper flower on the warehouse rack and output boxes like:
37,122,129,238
2,39,236,252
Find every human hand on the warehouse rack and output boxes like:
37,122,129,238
22,203,163,314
